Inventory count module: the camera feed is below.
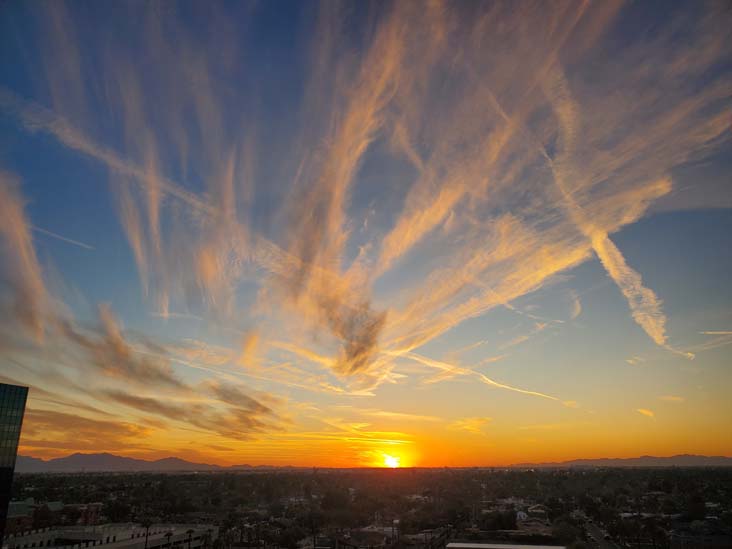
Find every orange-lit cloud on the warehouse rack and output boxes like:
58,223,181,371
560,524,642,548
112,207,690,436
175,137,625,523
448,417,492,435
658,395,685,403
0,173,50,341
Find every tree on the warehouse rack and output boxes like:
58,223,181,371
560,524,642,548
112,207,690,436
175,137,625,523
321,488,350,511
104,501,131,523
268,501,285,518
684,493,706,521
277,526,307,549
299,508,325,548
141,519,153,549
552,520,579,545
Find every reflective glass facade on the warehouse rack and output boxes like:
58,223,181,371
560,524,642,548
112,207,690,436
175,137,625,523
0,383,28,541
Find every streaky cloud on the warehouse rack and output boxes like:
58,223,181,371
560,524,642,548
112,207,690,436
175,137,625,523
637,408,655,419
31,226,94,250
0,172,50,341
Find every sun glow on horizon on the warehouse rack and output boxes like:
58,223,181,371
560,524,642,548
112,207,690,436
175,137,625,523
383,454,401,468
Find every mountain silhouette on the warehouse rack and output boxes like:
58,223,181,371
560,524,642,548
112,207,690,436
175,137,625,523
512,454,732,468
15,453,250,473
14,452,732,472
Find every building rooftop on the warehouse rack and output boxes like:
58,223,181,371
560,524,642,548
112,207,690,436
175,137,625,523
7,503,33,518
4,523,218,549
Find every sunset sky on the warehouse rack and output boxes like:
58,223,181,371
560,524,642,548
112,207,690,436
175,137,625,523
1,0,731,468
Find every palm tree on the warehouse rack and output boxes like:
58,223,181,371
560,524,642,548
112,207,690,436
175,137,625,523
141,519,153,549
186,529,194,549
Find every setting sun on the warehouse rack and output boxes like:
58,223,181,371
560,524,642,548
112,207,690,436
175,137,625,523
383,454,400,468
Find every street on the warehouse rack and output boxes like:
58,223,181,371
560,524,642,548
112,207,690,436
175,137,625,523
586,521,621,549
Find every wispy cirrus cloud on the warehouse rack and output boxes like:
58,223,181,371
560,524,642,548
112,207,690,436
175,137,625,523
569,291,582,320
543,63,678,354
683,332,732,354
0,173,51,341
19,408,155,459
637,408,655,419
103,385,284,441
57,304,186,390
398,350,559,401
5,0,725,383
448,417,492,435
331,406,440,424
31,226,94,250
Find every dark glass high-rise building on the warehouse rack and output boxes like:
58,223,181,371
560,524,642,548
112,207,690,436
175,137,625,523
0,383,28,542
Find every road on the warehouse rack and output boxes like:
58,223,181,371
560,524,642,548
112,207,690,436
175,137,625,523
586,521,621,549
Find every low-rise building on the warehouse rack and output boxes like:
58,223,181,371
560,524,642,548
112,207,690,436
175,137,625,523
526,505,548,521
5,501,34,535
4,500,104,533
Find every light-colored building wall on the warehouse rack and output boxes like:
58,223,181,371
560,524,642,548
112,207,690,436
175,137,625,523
4,524,218,549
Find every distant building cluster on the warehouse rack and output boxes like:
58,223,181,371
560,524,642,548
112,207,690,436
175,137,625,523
5,499,103,535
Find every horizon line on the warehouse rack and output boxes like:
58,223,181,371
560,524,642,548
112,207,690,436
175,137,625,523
18,451,732,470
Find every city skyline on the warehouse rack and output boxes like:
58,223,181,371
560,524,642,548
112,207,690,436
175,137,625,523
0,1,731,468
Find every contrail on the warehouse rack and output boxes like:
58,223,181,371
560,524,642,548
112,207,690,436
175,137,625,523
32,225,94,250
386,350,559,402
0,87,216,216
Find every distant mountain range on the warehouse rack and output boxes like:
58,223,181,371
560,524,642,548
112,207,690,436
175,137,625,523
15,453,256,473
14,452,732,472
512,454,732,468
